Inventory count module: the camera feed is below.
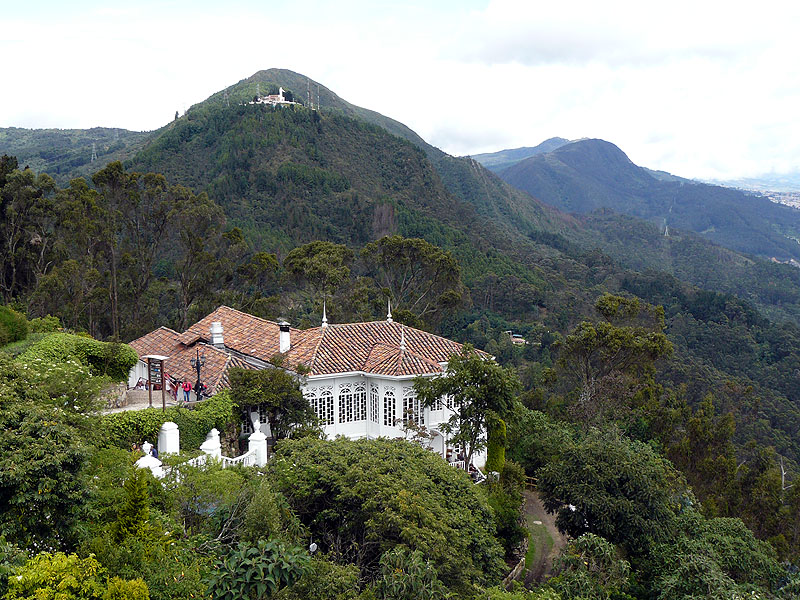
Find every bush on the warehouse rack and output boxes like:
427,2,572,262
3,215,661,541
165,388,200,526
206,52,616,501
101,391,236,450
17,332,138,382
28,315,61,333
0,306,28,347
270,437,506,590
486,415,507,474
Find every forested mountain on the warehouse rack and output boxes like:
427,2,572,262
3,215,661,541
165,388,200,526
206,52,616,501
470,137,571,172
0,126,150,184
4,69,800,590
498,138,800,262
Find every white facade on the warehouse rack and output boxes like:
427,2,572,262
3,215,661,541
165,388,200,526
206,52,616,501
302,372,486,468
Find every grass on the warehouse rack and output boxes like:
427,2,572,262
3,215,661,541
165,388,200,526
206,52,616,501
525,512,554,573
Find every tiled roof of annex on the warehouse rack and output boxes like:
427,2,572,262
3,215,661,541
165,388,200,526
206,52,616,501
128,326,254,394
130,306,476,380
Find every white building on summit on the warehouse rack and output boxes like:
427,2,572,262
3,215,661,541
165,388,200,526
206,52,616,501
251,87,296,106
128,305,488,467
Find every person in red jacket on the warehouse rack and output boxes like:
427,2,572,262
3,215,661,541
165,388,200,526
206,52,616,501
182,380,192,403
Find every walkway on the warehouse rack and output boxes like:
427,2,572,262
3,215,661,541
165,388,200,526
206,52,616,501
521,490,567,585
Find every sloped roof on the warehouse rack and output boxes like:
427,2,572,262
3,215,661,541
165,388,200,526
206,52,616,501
290,320,464,376
130,306,473,382
128,327,252,394
178,306,304,362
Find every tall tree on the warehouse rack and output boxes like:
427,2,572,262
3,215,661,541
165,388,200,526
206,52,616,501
361,235,462,324
92,162,140,339
0,167,57,302
414,346,518,469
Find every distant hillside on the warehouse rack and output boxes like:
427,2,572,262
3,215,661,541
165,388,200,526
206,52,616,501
0,126,151,184
470,137,571,172
498,138,800,262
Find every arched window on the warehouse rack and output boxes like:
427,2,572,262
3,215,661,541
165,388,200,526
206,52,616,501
307,387,334,426
383,388,396,427
402,386,422,427
338,383,354,423
369,384,379,423
354,383,367,421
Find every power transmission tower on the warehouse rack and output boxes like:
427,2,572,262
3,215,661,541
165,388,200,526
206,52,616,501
307,78,312,109
256,82,261,98
317,84,320,109
223,89,230,108
91,141,97,162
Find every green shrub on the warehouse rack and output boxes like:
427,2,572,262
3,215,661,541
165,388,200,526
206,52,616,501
0,306,28,347
101,391,236,450
103,577,150,600
28,315,61,333
486,415,507,473
17,333,138,382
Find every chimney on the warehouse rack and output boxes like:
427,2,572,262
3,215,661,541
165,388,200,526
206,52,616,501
210,321,224,348
279,320,291,353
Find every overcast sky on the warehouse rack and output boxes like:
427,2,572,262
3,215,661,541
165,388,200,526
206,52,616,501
4,0,800,180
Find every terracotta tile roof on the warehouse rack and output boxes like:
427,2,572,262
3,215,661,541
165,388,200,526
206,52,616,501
129,328,239,395
129,307,475,384
286,320,470,376
178,305,305,363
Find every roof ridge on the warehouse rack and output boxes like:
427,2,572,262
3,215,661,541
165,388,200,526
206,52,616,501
204,305,303,332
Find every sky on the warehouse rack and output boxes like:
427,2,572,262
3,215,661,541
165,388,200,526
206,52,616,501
4,0,800,180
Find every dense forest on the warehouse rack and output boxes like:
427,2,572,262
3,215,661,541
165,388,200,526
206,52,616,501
2,69,800,598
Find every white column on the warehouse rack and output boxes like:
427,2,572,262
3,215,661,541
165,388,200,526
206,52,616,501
199,428,222,459
248,430,268,467
158,421,180,455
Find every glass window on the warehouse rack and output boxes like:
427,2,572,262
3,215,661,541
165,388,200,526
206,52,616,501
383,388,396,427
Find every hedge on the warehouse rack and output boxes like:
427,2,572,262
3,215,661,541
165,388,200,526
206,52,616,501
0,306,28,347
485,416,507,474
17,333,138,382
101,391,236,450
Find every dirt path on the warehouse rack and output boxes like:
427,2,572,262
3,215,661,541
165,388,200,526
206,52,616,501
521,489,567,586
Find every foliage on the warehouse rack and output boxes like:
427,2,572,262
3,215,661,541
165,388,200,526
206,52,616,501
374,546,449,600
557,294,672,425
0,356,91,549
104,577,150,600
274,557,362,600
361,235,463,323
111,467,151,543
0,306,27,346
205,538,309,600
414,346,519,468
17,332,138,382
228,367,315,439
506,408,575,475
643,511,784,597
5,552,106,600
27,314,61,333
538,428,689,555
548,533,631,600
485,415,507,473
100,390,236,450
0,536,27,598
269,437,506,590
283,240,353,297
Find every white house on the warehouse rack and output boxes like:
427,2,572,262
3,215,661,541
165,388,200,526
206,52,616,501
129,305,487,467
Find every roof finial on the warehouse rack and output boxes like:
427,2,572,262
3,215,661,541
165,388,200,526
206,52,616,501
399,327,406,352
387,299,393,323
321,300,328,328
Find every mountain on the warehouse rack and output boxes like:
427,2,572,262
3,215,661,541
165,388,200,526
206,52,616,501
469,137,571,172
0,126,151,184
497,138,800,262
4,69,800,461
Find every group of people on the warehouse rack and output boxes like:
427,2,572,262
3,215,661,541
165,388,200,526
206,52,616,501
132,374,207,404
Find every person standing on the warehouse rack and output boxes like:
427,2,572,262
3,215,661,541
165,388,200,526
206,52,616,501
182,380,192,403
